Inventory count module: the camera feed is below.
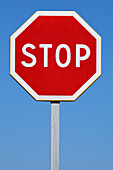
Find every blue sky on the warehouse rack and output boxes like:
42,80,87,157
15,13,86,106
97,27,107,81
0,0,113,170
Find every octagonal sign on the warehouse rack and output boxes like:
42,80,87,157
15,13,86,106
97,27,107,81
10,11,101,101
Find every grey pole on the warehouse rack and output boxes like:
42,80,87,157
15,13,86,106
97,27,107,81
51,101,60,170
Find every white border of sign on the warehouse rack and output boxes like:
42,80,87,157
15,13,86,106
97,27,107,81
10,11,101,101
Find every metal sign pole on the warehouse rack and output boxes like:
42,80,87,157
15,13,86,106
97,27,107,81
51,101,60,170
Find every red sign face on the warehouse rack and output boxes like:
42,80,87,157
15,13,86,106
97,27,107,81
10,11,101,101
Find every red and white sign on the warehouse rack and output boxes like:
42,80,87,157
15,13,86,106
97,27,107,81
10,11,101,101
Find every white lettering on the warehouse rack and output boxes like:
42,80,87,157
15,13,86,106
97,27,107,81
56,44,71,68
76,44,90,67
39,44,52,67
21,43,36,67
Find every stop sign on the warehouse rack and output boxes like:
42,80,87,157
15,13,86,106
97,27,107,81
10,11,101,101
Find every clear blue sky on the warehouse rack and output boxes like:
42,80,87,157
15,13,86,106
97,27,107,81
0,0,113,170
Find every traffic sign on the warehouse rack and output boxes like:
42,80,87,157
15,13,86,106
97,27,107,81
10,11,101,101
